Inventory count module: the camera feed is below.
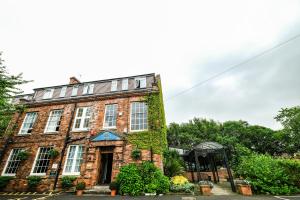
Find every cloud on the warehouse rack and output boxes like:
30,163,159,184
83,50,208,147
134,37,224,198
1,0,300,129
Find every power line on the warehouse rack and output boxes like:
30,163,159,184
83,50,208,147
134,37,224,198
166,33,300,101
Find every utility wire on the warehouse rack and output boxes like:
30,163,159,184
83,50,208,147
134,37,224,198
166,33,300,101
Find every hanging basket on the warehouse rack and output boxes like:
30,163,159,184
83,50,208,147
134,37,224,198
131,149,141,160
17,150,30,161
48,149,60,158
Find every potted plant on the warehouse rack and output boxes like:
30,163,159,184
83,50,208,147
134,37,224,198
76,182,85,196
48,149,59,158
17,150,30,161
198,180,213,196
235,180,252,196
131,149,141,160
27,176,42,192
109,181,118,196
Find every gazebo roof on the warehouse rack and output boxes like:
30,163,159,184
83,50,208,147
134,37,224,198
194,142,224,151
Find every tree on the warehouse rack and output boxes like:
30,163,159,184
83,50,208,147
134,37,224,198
0,52,29,135
275,106,300,154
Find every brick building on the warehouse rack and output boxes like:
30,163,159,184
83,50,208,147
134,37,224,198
0,73,167,192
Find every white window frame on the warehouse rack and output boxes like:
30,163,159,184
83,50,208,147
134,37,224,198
71,85,79,96
134,77,146,89
130,102,148,132
30,147,52,176
18,112,38,135
44,110,63,133
83,83,94,95
2,149,22,176
72,107,91,131
111,80,118,92
62,145,84,176
60,86,67,97
103,104,118,129
122,79,128,90
43,88,54,99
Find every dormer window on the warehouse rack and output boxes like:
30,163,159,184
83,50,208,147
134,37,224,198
111,80,118,92
83,83,94,95
60,86,67,97
135,77,146,89
122,79,128,90
43,89,54,99
71,85,79,96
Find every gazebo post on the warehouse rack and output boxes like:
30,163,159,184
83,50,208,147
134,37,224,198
213,155,219,182
210,155,217,183
223,149,236,192
189,161,195,182
194,151,201,181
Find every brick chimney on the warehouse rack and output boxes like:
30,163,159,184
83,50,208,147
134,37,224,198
69,76,81,84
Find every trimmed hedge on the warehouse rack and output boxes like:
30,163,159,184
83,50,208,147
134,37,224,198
236,154,300,195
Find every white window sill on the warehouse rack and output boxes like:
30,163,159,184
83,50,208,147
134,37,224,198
44,131,59,134
62,173,80,176
1,174,16,177
30,173,46,176
103,126,117,130
71,129,89,132
129,129,148,133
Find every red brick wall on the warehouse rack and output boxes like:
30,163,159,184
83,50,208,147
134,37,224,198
0,94,163,192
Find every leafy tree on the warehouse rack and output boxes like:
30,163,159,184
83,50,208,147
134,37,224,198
0,52,29,135
275,106,300,154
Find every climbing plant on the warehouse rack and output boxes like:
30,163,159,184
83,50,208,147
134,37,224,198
127,79,167,154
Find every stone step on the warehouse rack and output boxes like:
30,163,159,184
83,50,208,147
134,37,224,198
85,185,111,195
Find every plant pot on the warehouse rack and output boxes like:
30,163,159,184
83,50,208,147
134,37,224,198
111,189,116,196
237,184,252,196
199,185,212,196
76,190,83,196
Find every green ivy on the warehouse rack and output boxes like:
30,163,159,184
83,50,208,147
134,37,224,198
127,79,167,154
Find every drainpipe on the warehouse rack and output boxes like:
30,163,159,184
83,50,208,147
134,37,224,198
53,103,77,191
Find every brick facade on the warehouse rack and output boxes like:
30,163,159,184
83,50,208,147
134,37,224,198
0,73,164,192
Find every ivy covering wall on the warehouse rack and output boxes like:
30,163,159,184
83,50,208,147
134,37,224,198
127,79,167,154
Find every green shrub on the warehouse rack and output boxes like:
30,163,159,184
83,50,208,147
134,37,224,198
0,176,13,190
27,176,42,189
163,149,185,177
116,163,144,196
116,162,170,196
236,154,300,195
76,182,85,190
61,176,77,189
140,161,170,194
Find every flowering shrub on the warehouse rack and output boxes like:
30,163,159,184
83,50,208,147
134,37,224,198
171,175,188,185
170,175,194,193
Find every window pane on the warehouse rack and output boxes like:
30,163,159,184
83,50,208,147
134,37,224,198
64,145,84,174
20,113,37,134
45,110,63,132
131,102,147,131
104,104,117,128
60,86,67,97
4,149,22,174
33,147,52,174
111,80,118,91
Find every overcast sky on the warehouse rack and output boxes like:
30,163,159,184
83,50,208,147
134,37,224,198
1,0,300,129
